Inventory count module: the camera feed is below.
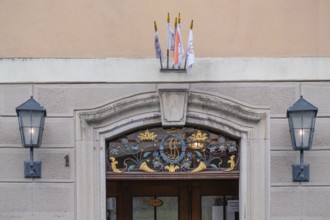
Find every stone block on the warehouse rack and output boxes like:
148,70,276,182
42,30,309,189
42,118,74,148
32,183,74,212
0,183,32,212
0,149,31,182
0,212,74,220
270,119,291,150
302,83,330,117
191,83,299,116
35,84,156,116
300,187,330,219
0,85,32,116
0,117,21,147
271,187,330,220
269,85,299,117
312,118,330,149
0,183,74,219
271,187,303,219
271,151,296,185
304,151,330,185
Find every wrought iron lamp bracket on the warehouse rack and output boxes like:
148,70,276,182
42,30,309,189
292,149,309,182
24,147,41,178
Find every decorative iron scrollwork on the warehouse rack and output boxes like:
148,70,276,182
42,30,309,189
107,127,239,174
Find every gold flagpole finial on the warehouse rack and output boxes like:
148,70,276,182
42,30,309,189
178,13,181,24
190,20,194,29
175,17,177,28
154,21,157,31
167,13,170,23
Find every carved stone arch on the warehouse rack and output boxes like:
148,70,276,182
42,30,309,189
75,90,270,220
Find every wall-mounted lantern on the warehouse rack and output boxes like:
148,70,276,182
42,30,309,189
287,96,318,182
16,96,46,178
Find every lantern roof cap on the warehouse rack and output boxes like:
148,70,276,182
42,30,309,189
287,96,318,117
16,96,47,116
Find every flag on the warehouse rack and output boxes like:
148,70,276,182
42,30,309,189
186,29,195,72
173,24,184,68
154,30,164,61
167,23,175,51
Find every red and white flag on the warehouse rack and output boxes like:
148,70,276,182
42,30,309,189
173,24,184,68
186,29,195,72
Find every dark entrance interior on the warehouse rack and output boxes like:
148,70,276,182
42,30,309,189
106,179,239,220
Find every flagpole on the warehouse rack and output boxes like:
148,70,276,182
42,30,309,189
178,13,181,69
167,13,170,69
184,20,193,70
154,21,163,69
173,17,177,69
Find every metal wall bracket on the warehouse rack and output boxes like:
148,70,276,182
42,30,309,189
292,164,309,182
160,68,186,73
24,161,42,178
24,147,41,178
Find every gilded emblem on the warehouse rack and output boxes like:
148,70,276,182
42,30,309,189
160,134,186,164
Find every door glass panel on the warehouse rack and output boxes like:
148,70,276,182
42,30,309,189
202,196,239,220
157,197,178,220
225,196,239,220
133,197,153,220
202,196,224,220
133,197,178,220
106,197,117,220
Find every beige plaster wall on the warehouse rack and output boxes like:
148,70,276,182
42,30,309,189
0,0,330,58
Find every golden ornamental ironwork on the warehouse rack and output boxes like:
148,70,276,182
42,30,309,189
107,127,239,174
164,164,180,173
225,155,236,172
109,157,122,173
191,161,207,173
190,130,208,142
138,130,157,142
190,130,208,149
139,161,155,173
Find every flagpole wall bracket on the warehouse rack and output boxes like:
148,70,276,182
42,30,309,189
160,68,186,73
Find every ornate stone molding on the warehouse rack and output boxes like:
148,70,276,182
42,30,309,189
189,92,266,123
79,92,160,125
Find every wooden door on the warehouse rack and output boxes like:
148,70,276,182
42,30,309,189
106,179,239,220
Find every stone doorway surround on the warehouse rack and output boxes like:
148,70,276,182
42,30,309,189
75,85,270,220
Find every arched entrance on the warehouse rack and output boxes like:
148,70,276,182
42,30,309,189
75,86,270,220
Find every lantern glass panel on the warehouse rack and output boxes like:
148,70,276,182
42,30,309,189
19,110,44,146
289,110,316,150
293,128,311,148
20,111,31,127
302,111,316,128
291,111,302,128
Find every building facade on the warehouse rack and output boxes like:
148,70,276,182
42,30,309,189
1,1,330,220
